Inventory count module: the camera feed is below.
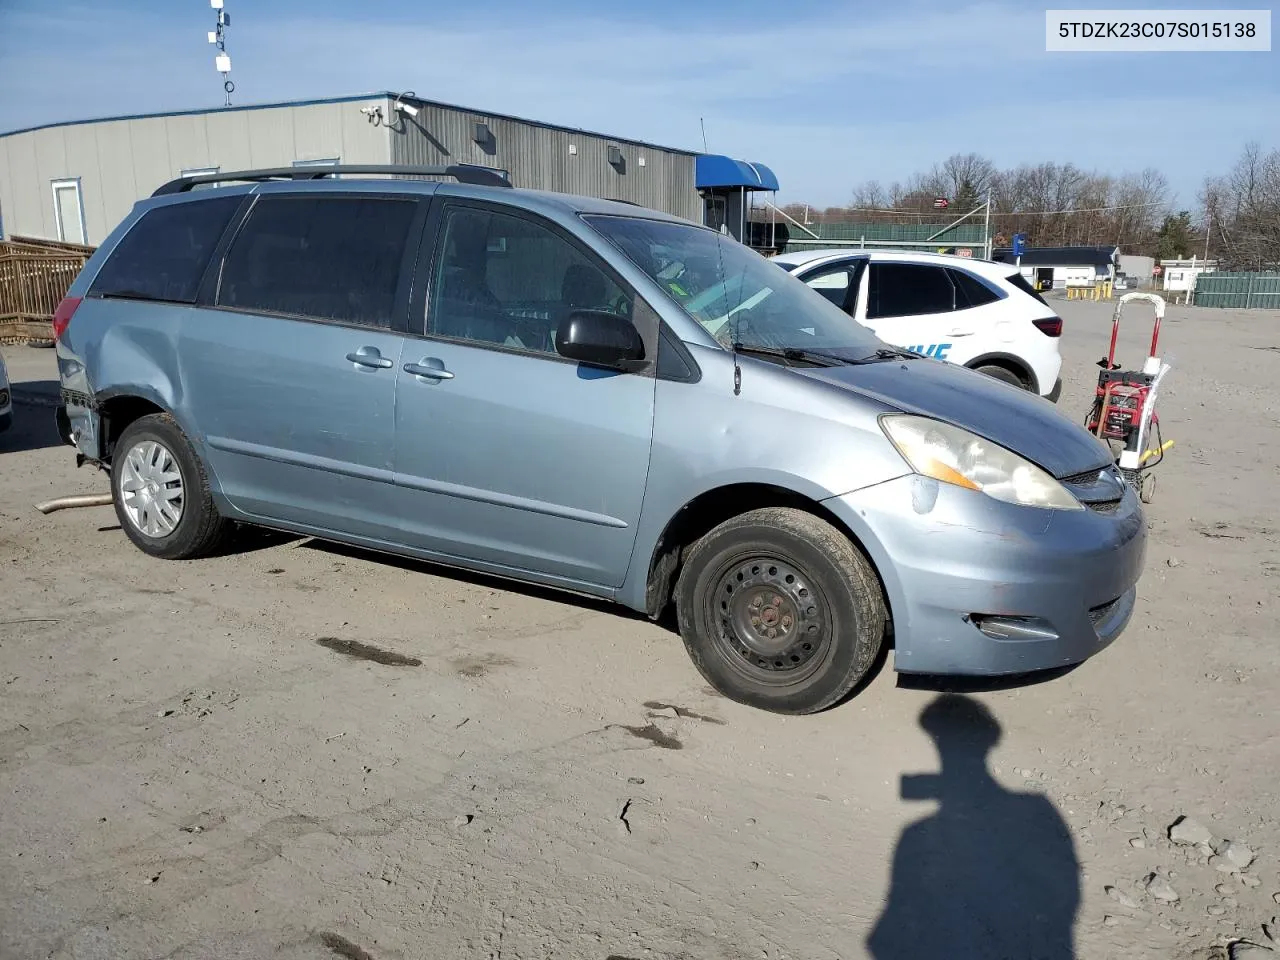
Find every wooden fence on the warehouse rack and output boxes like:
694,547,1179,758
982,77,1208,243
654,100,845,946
0,237,95,343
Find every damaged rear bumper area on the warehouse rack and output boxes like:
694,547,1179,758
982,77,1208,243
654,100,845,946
824,473,1147,676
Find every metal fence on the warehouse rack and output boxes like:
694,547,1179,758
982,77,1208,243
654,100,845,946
1192,272,1280,309
0,237,93,343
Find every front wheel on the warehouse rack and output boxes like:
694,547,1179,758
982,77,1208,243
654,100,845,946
112,413,230,560
674,507,886,715
1139,472,1156,504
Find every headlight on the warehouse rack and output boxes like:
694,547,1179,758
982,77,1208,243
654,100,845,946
880,414,1083,511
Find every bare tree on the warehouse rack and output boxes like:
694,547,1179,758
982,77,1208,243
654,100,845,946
1202,142,1280,267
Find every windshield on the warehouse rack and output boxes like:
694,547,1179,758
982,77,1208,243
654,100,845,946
584,216,885,357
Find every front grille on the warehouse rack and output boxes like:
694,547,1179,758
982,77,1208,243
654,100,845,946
1085,499,1120,515
1061,466,1125,514
1061,466,1110,485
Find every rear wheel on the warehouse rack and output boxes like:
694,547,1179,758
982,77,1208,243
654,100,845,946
972,363,1029,391
674,507,886,715
112,413,230,560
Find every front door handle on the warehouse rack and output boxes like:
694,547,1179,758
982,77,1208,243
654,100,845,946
404,360,454,380
346,348,393,369
947,328,975,337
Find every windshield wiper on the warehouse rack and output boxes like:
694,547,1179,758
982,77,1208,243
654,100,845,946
730,344,844,367
847,347,923,364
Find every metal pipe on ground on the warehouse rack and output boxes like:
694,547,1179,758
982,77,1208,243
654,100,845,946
35,493,113,515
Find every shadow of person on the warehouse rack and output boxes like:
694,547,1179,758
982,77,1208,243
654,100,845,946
867,694,1080,960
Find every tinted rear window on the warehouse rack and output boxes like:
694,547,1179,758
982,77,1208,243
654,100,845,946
217,196,418,328
949,268,1001,308
89,196,242,303
1006,271,1050,305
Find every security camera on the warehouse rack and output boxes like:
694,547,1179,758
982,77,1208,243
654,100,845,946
394,101,419,118
360,105,380,116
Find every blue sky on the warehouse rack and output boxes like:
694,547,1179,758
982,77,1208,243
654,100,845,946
0,0,1275,208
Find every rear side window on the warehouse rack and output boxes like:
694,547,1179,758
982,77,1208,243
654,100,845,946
949,268,1001,309
89,196,241,303
217,195,418,328
867,263,955,319
1005,270,1050,305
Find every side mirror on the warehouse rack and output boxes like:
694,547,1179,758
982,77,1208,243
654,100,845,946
555,310,646,370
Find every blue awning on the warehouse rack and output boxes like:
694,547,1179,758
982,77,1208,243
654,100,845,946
696,154,780,192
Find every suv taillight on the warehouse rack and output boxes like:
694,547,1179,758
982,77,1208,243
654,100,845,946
52,296,82,341
1033,316,1063,337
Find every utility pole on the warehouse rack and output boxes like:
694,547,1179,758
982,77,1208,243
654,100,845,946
983,190,992,260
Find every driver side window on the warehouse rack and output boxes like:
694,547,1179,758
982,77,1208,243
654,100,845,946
428,206,633,357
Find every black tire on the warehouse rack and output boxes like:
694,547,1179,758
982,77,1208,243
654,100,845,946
972,363,1029,391
111,413,230,560
674,507,886,715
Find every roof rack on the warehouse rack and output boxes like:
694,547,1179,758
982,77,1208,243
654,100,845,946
151,163,512,197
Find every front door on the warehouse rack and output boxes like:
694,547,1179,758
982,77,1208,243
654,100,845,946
181,191,423,540
390,202,657,588
797,258,866,316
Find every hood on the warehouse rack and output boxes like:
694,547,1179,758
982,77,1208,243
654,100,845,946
799,358,1113,479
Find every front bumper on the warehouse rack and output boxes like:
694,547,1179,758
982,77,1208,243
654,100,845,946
823,474,1147,676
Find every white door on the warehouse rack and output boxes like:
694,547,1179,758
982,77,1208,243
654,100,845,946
51,179,86,244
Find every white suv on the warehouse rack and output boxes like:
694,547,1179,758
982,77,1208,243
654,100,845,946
772,249,1064,401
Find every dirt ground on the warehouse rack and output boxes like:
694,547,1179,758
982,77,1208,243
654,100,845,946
2,297,1279,960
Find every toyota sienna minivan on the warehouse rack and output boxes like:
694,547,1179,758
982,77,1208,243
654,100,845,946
53,164,1147,714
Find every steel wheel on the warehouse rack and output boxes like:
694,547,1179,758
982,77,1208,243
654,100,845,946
711,554,832,686
119,439,185,538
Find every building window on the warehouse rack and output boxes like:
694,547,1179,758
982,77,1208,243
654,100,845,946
51,178,87,244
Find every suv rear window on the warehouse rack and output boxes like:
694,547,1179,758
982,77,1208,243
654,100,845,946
89,195,242,303
1005,271,1050,305
217,195,417,328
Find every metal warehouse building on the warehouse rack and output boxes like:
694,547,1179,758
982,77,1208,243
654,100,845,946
0,91,779,248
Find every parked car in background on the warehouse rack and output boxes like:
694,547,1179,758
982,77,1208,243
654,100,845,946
53,166,1144,714
771,249,1065,401
0,351,12,433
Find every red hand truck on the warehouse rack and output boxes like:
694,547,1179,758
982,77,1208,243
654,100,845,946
1084,292,1173,504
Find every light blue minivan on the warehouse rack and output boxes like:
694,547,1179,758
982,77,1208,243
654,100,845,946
53,165,1146,714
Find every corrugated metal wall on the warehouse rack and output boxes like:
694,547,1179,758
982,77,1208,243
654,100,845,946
388,100,699,221
0,96,702,244
1193,272,1280,308
0,100,392,244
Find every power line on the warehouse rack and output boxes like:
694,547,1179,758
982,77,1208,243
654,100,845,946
813,200,1168,218
999,200,1168,217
